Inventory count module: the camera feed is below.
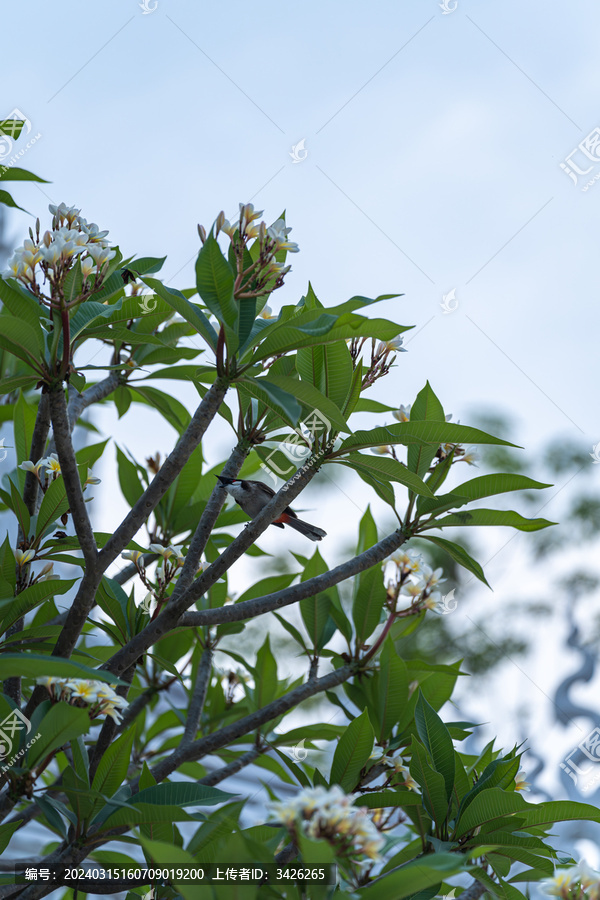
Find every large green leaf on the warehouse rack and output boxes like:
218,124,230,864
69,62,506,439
26,703,91,767
296,340,354,412
0,578,76,632
0,655,123,684
36,475,70,538
421,509,555,532
417,474,551,517
330,708,374,791
260,373,349,432
357,852,465,900
336,452,434,498
415,691,456,800
0,317,46,372
335,421,520,456
69,299,124,342
194,232,237,329
91,728,136,800
408,382,446,478
419,535,490,587
0,277,46,332
410,738,448,824
0,167,49,183
142,277,218,351
376,639,408,742
239,376,301,427
352,565,385,646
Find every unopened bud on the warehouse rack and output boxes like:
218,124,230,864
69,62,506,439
197,223,207,244
43,231,52,247
39,562,54,577
215,211,225,235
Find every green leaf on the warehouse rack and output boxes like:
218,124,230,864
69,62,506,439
335,421,520,456
133,782,233,808
330,708,374,791
376,639,408,742
419,534,490,587
410,738,448,824
417,473,552,517
0,579,75,632
239,376,301,427
128,385,191,433
142,276,218,351
26,703,91,767
260,374,349,432
9,480,30,538
357,852,465,900
35,475,70,539
408,382,446,478
0,654,124,684
0,820,20,853
421,509,555,532
91,728,135,800
195,232,237,329
253,635,278,709
0,277,46,332
415,691,456,800
0,188,25,211
296,340,354,411
0,167,49,183
13,390,38,480
336,452,434,498
124,256,166,276
69,299,124,342
115,446,144,508
300,549,333,651
352,565,385,646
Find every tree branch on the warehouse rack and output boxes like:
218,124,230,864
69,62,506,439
100,456,322,678
198,747,263,787
48,387,98,569
179,526,407,627
97,377,229,572
183,647,213,744
22,393,50,515
149,663,354,782
67,372,121,432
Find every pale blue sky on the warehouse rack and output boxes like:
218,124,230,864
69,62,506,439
4,0,600,862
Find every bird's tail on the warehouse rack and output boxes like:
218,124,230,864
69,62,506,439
284,516,327,542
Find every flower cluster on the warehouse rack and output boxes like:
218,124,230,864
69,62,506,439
36,677,128,724
540,861,600,900
267,785,384,862
383,550,446,612
6,202,116,297
198,203,299,299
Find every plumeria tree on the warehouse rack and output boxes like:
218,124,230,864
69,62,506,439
1,141,600,899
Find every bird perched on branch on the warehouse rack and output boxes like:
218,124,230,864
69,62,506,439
216,476,326,542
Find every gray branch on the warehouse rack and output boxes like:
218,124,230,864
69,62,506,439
97,378,229,572
179,526,407,627
198,747,262,787
150,663,354,782
183,647,214,744
67,372,121,432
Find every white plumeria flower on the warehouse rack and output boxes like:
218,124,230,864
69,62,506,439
19,458,44,475
78,219,109,242
84,469,101,486
239,202,263,224
49,202,81,223
539,870,579,896
514,770,530,791
86,244,116,265
14,548,35,566
417,564,445,589
121,549,144,563
372,445,392,455
67,680,101,703
575,861,600,893
378,335,406,354
462,447,479,466
40,453,61,475
259,304,275,319
387,549,422,573
392,404,411,422
266,218,299,253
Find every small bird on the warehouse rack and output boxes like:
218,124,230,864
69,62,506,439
216,476,327,542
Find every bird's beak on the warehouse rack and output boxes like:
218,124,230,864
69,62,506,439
216,475,236,486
